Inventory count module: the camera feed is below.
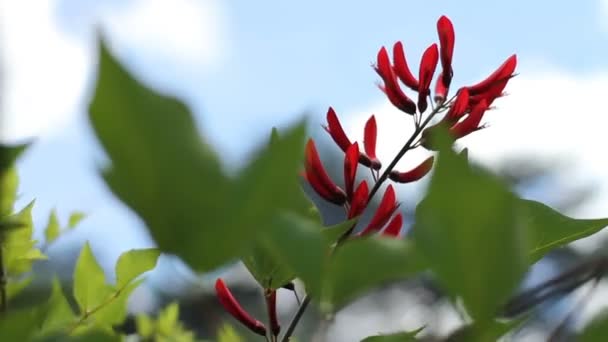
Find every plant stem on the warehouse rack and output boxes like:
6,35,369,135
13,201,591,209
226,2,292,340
280,295,310,342
281,102,448,341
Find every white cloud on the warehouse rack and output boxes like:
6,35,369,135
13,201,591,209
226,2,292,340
0,0,226,142
344,60,608,218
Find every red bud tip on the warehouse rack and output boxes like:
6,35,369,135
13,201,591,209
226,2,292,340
376,47,417,114
348,180,369,219
381,213,404,237
467,54,517,96
437,15,455,88
450,99,490,139
215,279,267,336
344,143,359,200
363,115,381,170
389,156,435,183
305,139,347,205
392,41,419,91
443,87,470,123
434,72,448,104
324,107,352,152
418,43,439,113
359,185,399,236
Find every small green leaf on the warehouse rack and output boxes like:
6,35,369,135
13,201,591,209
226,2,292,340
68,212,87,229
520,200,608,261
321,218,358,244
45,210,61,243
242,242,295,290
217,324,244,342
0,143,28,218
361,327,423,341
94,280,142,326
4,201,44,276
115,248,160,288
158,302,180,336
73,242,109,313
41,277,76,334
413,138,527,322
136,314,155,338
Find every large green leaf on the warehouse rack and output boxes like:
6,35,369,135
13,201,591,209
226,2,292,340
73,243,111,313
412,135,527,322
519,200,608,261
115,248,160,288
321,237,425,313
89,41,308,272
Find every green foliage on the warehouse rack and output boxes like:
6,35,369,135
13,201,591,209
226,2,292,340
262,213,425,313
216,324,244,342
89,41,308,273
520,199,608,261
135,302,196,342
360,327,423,341
413,137,527,322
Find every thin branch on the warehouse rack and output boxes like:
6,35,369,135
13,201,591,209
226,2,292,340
280,295,310,342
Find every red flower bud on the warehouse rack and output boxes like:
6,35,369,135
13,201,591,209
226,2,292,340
375,46,417,115
434,72,448,104
344,143,359,200
363,115,381,170
324,107,352,152
389,156,434,183
304,139,347,205
265,289,280,336
450,99,490,139
467,54,517,96
392,41,419,91
443,87,470,124
437,15,455,88
418,44,439,113
348,180,369,219
359,185,399,236
215,279,267,336
381,213,404,237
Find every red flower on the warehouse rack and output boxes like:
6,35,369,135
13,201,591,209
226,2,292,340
418,44,439,113
348,180,369,219
344,143,359,200
381,213,404,237
434,72,448,104
359,185,399,236
467,55,517,96
265,290,280,336
215,279,267,336
392,41,419,91
304,139,347,206
376,47,417,114
437,15,455,88
324,107,375,168
450,99,490,139
364,115,381,170
389,156,434,183
442,87,470,124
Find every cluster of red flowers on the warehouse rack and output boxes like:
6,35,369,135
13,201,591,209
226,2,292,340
215,15,517,338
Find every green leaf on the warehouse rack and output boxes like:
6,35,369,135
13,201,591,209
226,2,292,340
41,277,76,334
520,200,608,261
322,237,425,313
581,310,608,342
136,314,155,338
361,327,423,341
217,324,244,342
0,143,28,218
0,307,44,341
262,213,328,297
4,200,45,275
242,242,295,290
68,212,86,229
321,218,358,244
157,302,180,336
45,210,61,243
115,248,160,288
73,242,109,313
93,280,141,326
7,276,32,300
412,138,527,322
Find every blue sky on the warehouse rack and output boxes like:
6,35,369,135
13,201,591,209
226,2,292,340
3,0,608,320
